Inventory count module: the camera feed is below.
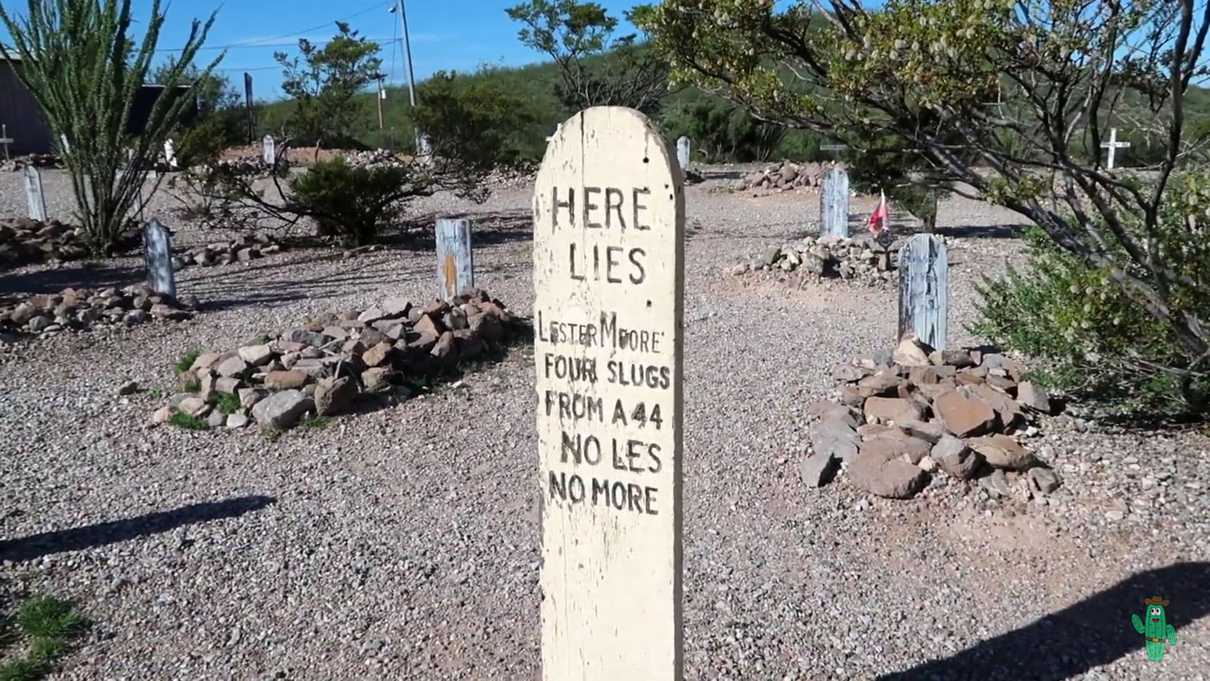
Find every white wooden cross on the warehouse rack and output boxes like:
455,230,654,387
1101,128,1130,170
0,124,13,161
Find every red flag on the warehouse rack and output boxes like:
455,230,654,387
868,189,888,234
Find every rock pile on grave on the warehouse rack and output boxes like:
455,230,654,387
732,232,900,286
1,155,59,172
172,232,285,270
152,289,517,431
0,218,88,268
802,337,1063,502
0,285,196,337
736,161,830,192
345,149,404,169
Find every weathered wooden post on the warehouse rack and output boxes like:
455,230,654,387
143,220,177,298
435,218,473,301
898,233,948,350
262,134,276,166
676,136,690,171
0,124,13,161
533,106,685,680
24,166,47,222
164,139,178,169
819,166,850,238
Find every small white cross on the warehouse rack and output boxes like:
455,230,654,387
1100,128,1131,170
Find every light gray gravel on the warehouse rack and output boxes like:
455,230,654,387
1,168,1207,680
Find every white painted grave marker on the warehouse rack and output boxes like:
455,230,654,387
262,135,276,166
435,218,473,301
164,139,178,169
1100,127,1130,170
533,106,685,681
898,233,948,350
819,166,850,238
676,135,690,170
23,166,47,222
143,220,176,298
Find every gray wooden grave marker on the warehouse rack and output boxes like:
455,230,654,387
0,124,13,161
533,106,685,680
24,166,47,222
898,233,948,350
819,166,850,238
143,220,176,298
676,135,691,170
435,218,473,300
262,134,276,166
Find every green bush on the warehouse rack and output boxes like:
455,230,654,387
214,393,241,415
289,158,422,246
661,95,787,163
973,226,1210,416
415,71,539,170
0,594,87,681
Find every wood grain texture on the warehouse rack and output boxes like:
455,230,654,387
143,220,176,298
23,166,46,222
533,106,685,681
435,219,474,301
819,166,850,238
898,233,948,350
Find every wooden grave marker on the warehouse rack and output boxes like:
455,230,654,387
533,106,685,681
898,233,948,350
262,135,276,166
676,135,691,171
819,166,850,238
164,139,178,169
23,166,47,222
0,124,13,161
435,218,473,301
143,219,177,298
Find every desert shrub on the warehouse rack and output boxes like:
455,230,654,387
414,71,538,170
288,158,424,246
662,96,786,163
974,225,1210,417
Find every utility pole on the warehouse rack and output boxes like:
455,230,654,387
391,0,423,153
376,76,386,131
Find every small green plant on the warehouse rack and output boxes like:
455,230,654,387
0,594,87,681
300,416,330,430
214,393,241,415
174,350,201,375
167,410,208,430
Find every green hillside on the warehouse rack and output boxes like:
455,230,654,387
251,55,1210,168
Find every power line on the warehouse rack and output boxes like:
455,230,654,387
155,1,390,53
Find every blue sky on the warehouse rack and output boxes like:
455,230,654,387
3,1,643,98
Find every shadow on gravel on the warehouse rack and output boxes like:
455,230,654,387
878,561,1210,680
0,262,145,296
0,495,275,563
934,223,1030,240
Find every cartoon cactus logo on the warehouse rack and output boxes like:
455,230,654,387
1131,596,1177,661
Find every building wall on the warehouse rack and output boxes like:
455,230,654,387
0,59,54,155
0,58,196,156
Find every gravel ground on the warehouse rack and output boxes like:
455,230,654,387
1,168,1208,680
